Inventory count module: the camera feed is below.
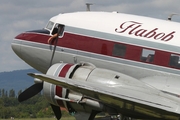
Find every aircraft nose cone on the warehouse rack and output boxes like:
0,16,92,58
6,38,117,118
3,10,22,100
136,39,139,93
11,35,22,58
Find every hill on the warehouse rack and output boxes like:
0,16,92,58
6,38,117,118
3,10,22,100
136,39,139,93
0,69,39,95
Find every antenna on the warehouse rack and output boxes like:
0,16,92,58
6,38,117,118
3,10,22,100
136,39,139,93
86,3,93,11
168,13,178,21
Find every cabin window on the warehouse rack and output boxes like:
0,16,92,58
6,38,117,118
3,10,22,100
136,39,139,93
169,54,180,68
45,21,54,30
52,24,65,36
141,49,155,62
112,44,126,57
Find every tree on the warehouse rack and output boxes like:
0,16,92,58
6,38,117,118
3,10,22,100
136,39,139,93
0,89,1,97
18,90,22,96
9,89,15,98
0,99,4,118
0,91,68,119
1,89,5,97
5,91,8,97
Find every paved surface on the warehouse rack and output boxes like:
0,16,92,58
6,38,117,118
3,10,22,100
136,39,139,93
95,116,119,120
94,117,111,120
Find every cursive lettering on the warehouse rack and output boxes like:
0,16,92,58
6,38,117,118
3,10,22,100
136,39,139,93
115,21,175,41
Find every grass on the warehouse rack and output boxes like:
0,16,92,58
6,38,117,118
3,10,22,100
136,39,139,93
0,117,75,120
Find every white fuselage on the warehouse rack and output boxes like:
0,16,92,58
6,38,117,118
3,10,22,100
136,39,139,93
12,11,180,97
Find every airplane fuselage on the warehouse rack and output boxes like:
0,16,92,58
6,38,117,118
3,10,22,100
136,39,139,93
12,11,180,104
11,11,180,120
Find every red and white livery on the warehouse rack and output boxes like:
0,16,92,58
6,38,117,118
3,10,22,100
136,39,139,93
12,11,180,120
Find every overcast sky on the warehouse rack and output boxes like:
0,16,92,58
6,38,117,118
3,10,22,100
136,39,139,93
1,0,180,72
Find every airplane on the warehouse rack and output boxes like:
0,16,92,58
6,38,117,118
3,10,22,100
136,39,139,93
11,11,180,120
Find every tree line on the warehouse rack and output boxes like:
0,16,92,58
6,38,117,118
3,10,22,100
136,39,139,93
0,89,17,98
0,89,70,119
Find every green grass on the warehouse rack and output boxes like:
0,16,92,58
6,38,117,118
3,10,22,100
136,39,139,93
0,117,75,120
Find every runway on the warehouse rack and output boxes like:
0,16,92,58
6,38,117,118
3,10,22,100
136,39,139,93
95,116,119,120
95,117,111,120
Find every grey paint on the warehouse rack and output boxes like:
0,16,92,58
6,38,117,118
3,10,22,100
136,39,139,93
12,39,180,79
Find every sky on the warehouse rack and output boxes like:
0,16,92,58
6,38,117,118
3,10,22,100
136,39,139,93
1,0,180,72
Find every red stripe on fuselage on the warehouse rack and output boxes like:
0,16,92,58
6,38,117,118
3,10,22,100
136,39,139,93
56,64,73,107
15,32,50,44
15,32,114,56
15,31,180,69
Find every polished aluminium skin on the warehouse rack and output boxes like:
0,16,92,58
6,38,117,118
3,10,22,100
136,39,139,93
12,11,180,120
